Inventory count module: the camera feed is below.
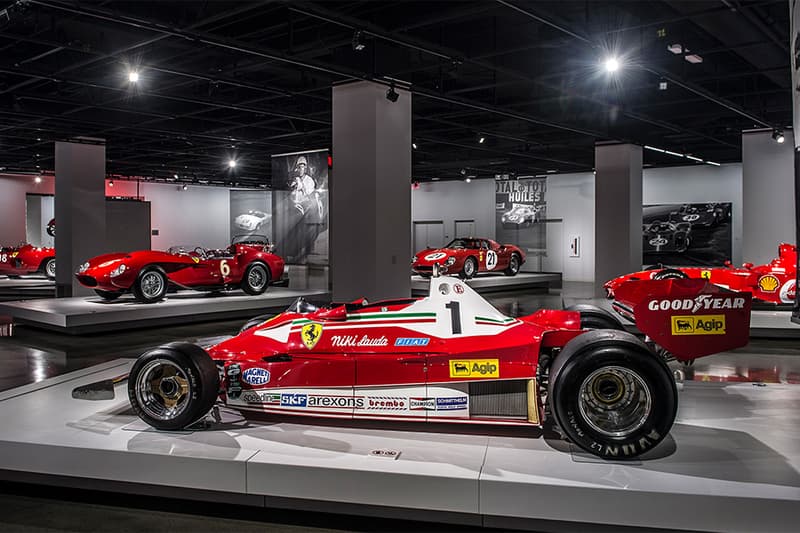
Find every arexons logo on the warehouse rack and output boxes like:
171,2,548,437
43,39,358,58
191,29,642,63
648,295,746,314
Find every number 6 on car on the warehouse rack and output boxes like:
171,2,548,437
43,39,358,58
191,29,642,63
74,270,752,460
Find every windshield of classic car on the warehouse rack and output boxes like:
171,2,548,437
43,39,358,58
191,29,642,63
168,245,205,256
445,238,480,249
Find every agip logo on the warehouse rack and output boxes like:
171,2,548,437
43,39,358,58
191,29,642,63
757,274,780,293
670,315,726,335
449,359,499,378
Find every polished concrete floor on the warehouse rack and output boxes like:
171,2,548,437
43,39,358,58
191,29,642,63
0,283,798,532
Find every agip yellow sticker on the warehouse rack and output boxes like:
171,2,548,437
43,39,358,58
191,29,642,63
449,359,500,378
670,315,726,335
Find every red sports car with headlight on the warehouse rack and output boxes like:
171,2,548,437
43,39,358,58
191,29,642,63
73,273,751,460
75,235,285,303
0,243,56,279
605,243,796,305
412,238,525,279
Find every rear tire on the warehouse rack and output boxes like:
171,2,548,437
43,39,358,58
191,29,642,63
653,269,688,281
548,330,677,459
504,253,521,276
242,262,270,295
43,258,56,279
95,289,122,301
460,257,478,279
132,266,168,303
565,304,624,330
128,342,220,431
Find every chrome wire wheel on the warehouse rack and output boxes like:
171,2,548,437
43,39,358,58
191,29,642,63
248,265,266,290
134,359,191,422
509,255,519,274
578,365,652,438
141,271,164,299
45,259,56,278
463,258,476,278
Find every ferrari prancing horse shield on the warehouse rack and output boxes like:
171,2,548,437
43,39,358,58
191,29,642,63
301,323,323,349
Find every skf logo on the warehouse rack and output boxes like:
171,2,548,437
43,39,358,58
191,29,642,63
670,315,726,335
301,323,323,349
757,274,779,293
449,359,499,378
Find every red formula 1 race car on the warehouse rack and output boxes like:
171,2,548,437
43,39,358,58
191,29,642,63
412,238,525,279
0,243,56,279
605,243,797,305
76,274,752,460
75,235,285,303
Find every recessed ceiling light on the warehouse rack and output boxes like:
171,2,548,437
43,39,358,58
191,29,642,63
128,70,139,83
228,159,237,168
604,57,620,73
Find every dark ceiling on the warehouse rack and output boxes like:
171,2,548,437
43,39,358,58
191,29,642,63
0,0,792,187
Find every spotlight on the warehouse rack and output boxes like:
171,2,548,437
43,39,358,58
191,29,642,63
412,142,418,149
659,80,668,91
478,135,486,144
460,168,466,175
128,70,139,83
34,176,42,184
228,159,237,168
352,30,365,52
386,83,399,103
182,184,188,191
465,177,472,183
109,180,114,187
174,173,179,179
604,57,620,73
772,130,785,144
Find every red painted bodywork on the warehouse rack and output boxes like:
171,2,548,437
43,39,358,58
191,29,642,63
75,242,284,295
0,243,55,277
605,243,797,305
205,276,751,426
412,238,525,277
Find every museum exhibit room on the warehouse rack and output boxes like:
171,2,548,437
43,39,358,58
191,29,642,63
0,0,798,531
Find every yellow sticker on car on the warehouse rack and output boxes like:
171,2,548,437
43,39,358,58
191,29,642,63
700,270,711,280
449,359,499,378
301,323,323,349
758,274,779,292
670,315,726,335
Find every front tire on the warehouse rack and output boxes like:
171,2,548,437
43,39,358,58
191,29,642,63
504,253,521,276
548,330,677,459
460,257,478,279
241,262,270,295
42,258,56,279
128,342,220,431
95,289,122,301
132,266,168,303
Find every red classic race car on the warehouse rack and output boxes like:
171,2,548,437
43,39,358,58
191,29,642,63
413,238,525,279
75,273,752,459
75,235,285,303
605,243,797,305
0,243,56,279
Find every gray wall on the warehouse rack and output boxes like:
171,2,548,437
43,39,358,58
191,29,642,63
0,174,55,246
742,130,796,264
105,200,151,252
411,179,496,245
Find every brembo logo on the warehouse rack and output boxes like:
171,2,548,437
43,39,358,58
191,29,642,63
647,295,745,314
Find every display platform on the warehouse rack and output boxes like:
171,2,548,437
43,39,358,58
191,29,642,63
0,361,795,532
0,275,55,300
565,296,800,339
0,288,330,335
411,272,561,296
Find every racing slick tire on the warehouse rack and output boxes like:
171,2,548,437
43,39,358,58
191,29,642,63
42,258,56,279
94,289,122,301
128,342,220,431
652,268,688,281
504,253,521,276
460,257,478,279
241,262,270,295
132,266,168,303
548,329,677,459
565,304,624,330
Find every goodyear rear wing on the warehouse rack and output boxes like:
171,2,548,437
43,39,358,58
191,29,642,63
612,279,752,361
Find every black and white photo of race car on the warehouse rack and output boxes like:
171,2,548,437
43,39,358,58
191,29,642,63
677,203,731,227
234,210,270,232
500,203,541,228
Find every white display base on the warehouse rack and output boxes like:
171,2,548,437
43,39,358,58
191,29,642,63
0,288,330,334
411,272,560,295
0,361,796,531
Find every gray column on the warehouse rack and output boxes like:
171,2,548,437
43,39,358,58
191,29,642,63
742,129,796,264
594,142,643,291
331,81,411,301
55,139,106,297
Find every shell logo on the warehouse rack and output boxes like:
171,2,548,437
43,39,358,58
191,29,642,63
757,274,780,293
